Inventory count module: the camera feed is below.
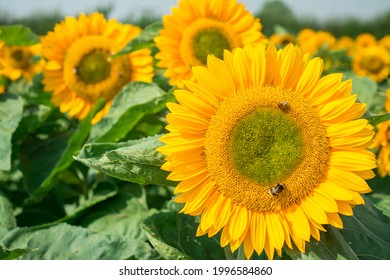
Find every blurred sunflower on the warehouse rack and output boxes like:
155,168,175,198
0,41,43,81
355,33,376,49
154,0,264,88
42,13,154,123
158,43,376,259
371,90,390,177
352,45,389,82
269,33,295,48
379,35,390,52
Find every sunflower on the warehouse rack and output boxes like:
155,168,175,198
0,41,43,81
352,45,389,82
154,0,264,88
379,35,390,52
269,33,295,48
371,90,390,177
355,33,377,49
42,13,154,123
158,43,376,259
297,29,335,55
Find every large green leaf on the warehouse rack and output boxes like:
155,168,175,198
20,99,105,203
88,82,173,143
1,223,152,260
141,208,225,260
0,93,23,171
58,182,118,224
0,246,30,260
81,190,156,240
116,21,162,56
0,25,40,46
75,135,176,187
0,196,16,240
286,197,390,260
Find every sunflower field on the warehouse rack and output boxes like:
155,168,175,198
1,0,390,261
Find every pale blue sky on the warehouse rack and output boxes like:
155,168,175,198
1,0,389,21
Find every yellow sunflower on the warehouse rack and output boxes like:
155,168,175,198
379,35,390,52
355,33,377,49
269,33,295,48
42,13,154,123
0,40,43,81
154,0,264,88
352,45,389,82
371,90,390,177
158,43,376,259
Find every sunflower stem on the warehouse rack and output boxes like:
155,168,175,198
237,245,246,260
223,246,234,260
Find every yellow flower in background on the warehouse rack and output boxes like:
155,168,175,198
158,43,376,259
371,90,390,177
42,13,154,123
155,0,264,88
332,36,354,52
379,35,390,52
269,33,295,48
355,33,377,49
297,29,335,55
0,41,43,81
352,45,389,82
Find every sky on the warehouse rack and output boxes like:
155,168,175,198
1,0,389,22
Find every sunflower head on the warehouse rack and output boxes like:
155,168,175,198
355,33,377,49
379,35,390,52
158,43,376,259
0,41,43,81
154,0,265,88
42,12,154,123
269,33,296,48
371,89,390,177
352,45,390,82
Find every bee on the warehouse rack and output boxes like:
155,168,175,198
269,183,284,196
278,101,290,112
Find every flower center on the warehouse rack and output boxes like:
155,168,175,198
5,47,32,69
204,85,330,212
180,18,241,66
64,35,131,102
230,108,305,185
362,55,384,74
77,51,111,84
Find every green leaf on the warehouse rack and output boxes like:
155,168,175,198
88,82,172,143
141,209,225,260
75,135,176,187
0,196,16,240
0,93,24,171
116,21,162,56
21,99,105,203
0,25,40,46
286,197,390,260
365,112,390,126
81,191,156,240
0,246,30,260
1,223,152,259
13,104,51,142
342,71,380,112
58,182,118,223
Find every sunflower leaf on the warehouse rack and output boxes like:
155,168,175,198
365,112,390,126
0,93,24,171
74,135,176,187
0,25,40,46
343,71,378,111
0,223,152,259
116,21,163,56
88,82,173,143
0,196,16,240
141,210,225,260
287,196,390,260
21,99,106,203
